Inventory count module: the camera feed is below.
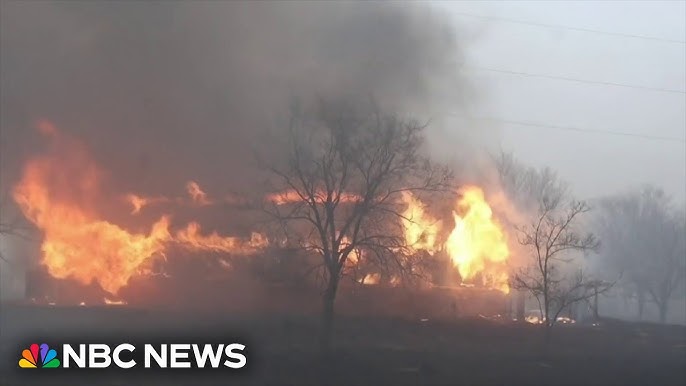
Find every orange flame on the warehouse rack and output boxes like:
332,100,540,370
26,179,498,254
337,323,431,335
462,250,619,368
104,298,127,306
400,191,441,255
175,223,267,253
125,193,176,214
12,125,171,294
360,273,381,285
267,189,359,205
125,180,214,214
13,122,267,295
398,187,511,293
445,186,510,293
186,181,211,206
16,122,511,295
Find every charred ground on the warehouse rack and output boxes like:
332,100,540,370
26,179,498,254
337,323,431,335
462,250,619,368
1,301,685,386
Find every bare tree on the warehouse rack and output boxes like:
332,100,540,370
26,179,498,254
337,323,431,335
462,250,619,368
261,98,452,352
596,186,686,323
512,195,603,341
493,151,568,212
493,151,569,322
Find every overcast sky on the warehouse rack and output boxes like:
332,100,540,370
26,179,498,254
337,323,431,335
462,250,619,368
435,0,686,203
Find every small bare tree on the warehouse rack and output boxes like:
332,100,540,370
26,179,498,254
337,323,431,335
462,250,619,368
493,151,569,322
261,98,452,352
512,197,604,341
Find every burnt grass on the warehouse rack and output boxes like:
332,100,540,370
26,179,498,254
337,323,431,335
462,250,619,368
1,305,685,386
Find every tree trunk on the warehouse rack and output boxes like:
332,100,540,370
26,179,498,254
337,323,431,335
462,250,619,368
637,291,645,320
593,288,599,322
543,295,550,327
543,292,552,345
320,272,340,354
516,291,525,321
658,301,668,324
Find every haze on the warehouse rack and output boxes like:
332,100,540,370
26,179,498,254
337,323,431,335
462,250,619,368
436,0,686,202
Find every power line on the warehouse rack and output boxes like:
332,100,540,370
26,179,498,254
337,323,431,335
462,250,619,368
464,66,686,95
443,113,686,143
451,11,686,45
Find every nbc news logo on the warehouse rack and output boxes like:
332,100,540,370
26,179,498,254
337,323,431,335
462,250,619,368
19,343,60,368
18,342,247,369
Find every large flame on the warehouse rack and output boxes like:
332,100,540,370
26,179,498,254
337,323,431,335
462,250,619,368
14,122,512,296
13,122,267,295
445,186,510,293
400,191,441,255
399,187,511,293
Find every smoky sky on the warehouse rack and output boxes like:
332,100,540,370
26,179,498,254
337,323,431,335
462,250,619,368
1,1,478,202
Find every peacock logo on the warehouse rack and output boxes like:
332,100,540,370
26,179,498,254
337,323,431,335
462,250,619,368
19,343,61,368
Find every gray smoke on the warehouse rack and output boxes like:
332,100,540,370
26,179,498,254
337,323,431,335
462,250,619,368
1,1,479,198
1,1,486,299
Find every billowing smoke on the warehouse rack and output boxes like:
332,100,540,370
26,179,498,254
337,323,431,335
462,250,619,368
1,1,479,196
1,1,494,299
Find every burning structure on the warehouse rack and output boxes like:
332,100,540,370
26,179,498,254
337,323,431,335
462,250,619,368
13,119,516,316
13,121,510,322
1,2,524,321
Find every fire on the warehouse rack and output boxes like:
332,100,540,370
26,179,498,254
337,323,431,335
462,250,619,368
267,189,359,205
401,191,441,255
389,275,401,287
13,122,268,295
125,193,175,214
445,186,510,293
104,298,127,306
175,224,267,253
125,180,213,214
186,181,211,206
360,273,381,285
12,129,172,294
339,235,361,267
398,187,511,292
14,121,512,297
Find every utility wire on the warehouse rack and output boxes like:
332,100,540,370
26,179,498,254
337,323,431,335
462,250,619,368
451,11,686,44
443,113,686,143
464,66,686,95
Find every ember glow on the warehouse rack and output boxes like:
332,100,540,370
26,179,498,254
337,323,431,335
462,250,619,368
13,122,267,295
